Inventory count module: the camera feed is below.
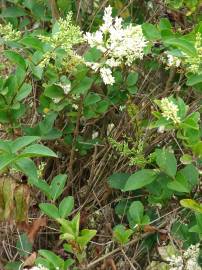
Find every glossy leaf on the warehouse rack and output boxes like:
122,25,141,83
39,203,60,219
124,169,157,191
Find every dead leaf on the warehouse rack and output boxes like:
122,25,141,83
144,225,158,233
3,177,16,220
14,184,30,223
28,217,47,243
23,252,37,267
101,257,117,270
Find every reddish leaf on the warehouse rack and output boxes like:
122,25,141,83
28,217,47,243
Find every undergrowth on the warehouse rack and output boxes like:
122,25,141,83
0,0,202,269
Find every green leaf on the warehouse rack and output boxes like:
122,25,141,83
77,229,97,248
195,213,202,232
39,203,60,219
15,157,38,180
126,72,138,86
96,100,110,113
156,149,177,177
44,85,64,99
124,169,157,191
15,83,32,101
192,141,202,157
1,7,26,17
180,164,199,186
108,173,130,190
84,47,102,62
50,174,67,201
73,77,93,95
57,0,72,12
32,179,51,198
12,136,40,153
113,225,133,244
164,38,197,57
59,196,74,218
5,262,22,270
180,154,192,165
0,154,16,172
16,233,32,257
58,218,75,238
20,36,43,51
159,18,172,30
38,250,64,269
180,199,202,213
84,93,101,106
4,51,26,71
115,200,130,217
167,172,190,193
0,140,12,153
20,144,57,158
128,201,149,226
142,23,161,40
64,258,75,268
186,74,202,86
71,213,80,237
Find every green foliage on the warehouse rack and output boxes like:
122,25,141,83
36,250,74,270
128,201,150,229
16,233,32,257
0,0,202,269
124,169,157,191
0,136,57,182
155,148,177,178
113,225,133,244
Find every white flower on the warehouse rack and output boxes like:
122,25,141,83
107,123,115,135
167,244,201,270
0,22,21,41
100,6,113,33
114,17,123,31
147,1,153,9
100,67,115,85
84,6,147,85
53,97,61,104
72,104,78,110
166,53,181,67
169,255,184,270
63,83,71,95
92,131,99,139
56,83,71,95
85,31,103,46
24,264,49,270
157,125,165,133
86,62,101,71
160,98,181,124
106,58,120,67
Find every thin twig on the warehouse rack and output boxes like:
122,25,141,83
49,0,60,20
86,222,166,269
68,96,83,181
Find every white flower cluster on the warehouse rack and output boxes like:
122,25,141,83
57,82,71,95
100,67,115,85
184,32,202,74
38,13,83,68
52,82,71,104
166,53,181,68
84,6,147,85
0,22,21,41
168,244,201,270
39,13,83,53
39,51,56,68
160,97,181,124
